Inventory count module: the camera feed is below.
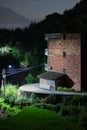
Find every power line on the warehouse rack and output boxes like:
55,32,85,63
0,63,45,78
5,63,45,77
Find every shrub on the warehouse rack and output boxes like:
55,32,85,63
1,83,18,105
0,97,4,103
58,106,71,116
43,94,62,104
25,73,34,83
34,103,61,113
57,86,75,92
0,97,4,109
15,95,28,108
20,52,31,67
0,101,20,117
5,106,20,117
16,93,40,108
27,93,40,104
70,95,87,106
11,47,21,59
25,73,38,83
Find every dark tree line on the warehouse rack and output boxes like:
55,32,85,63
0,0,87,65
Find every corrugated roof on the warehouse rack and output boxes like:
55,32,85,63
37,71,65,80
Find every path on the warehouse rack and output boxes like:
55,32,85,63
18,83,87,96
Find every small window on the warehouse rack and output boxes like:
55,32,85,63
63,68,66,74
50,66,52,70
63,34,66,40
63,51,66,57
49,66,52,70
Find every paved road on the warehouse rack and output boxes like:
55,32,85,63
18,83,87,96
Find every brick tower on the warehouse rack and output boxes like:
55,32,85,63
45,33,82,91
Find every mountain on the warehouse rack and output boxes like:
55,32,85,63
64,0,87,16
63,0,87,31
33,0,87,33
0,7,31,29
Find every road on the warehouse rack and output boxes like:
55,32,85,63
18,83,87,96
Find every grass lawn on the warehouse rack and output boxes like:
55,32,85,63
0,106,79,130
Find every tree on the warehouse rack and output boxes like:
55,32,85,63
25,73,35,84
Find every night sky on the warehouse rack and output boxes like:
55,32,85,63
0,0,80,20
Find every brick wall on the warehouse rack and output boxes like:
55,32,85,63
47,33,81,91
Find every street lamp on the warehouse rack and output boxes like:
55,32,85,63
2,69,6,97
8,65,12,68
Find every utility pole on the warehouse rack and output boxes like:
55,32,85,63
2,69,6,97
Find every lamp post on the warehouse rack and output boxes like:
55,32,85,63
2,69,6,97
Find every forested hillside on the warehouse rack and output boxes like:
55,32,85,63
0,0,87,67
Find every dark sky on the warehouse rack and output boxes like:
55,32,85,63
0,0,80,20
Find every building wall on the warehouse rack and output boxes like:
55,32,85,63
39,78,55,90
81,33,87,91
47,33,81,91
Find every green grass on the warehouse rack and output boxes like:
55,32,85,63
0,106,79,130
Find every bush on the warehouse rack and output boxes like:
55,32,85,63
25,73,38,83
20,52,31,67
5,106,20,117
0,97,4,103
70,95,87,106
15,95,29,108
25,73,34,83
28,93,40,104
34,103,61,113
1,83,18,105
43,94,62,104
58,105,87,127
16,93,40,108
0,97,5,109
57,86,75,92
1,102,11,113
0,101,20,117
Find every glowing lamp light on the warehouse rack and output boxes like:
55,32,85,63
8,65,12,68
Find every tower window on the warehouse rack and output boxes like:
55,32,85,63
63,34,66,40
63,68,66,74
63,51,66,57
49,66,52,70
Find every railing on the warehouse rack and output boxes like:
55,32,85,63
45,64,49,71
45,48,53,56
45,64,52,71
45,49,48,55
45,33,61,41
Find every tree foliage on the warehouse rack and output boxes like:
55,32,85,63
0,0,87,67
25,73,35,84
